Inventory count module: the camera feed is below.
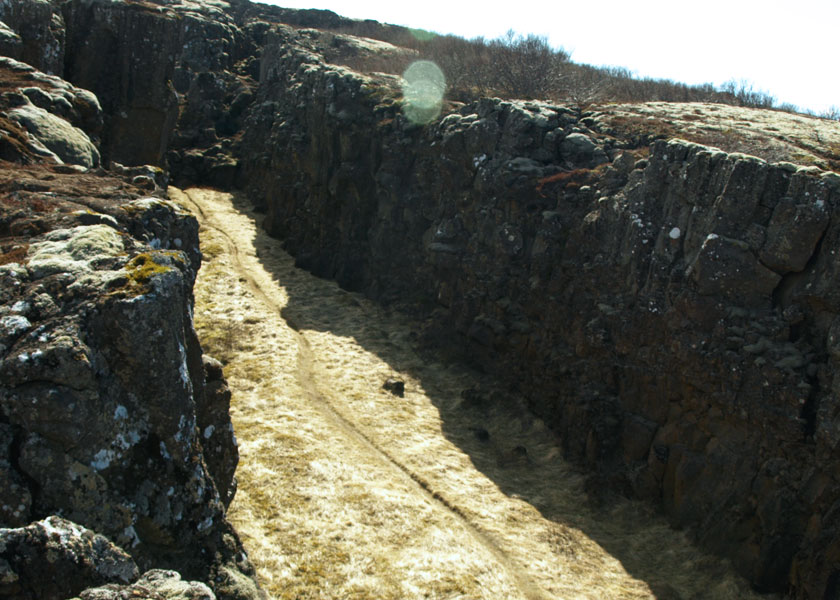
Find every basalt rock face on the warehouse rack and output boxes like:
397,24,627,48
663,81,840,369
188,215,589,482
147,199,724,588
2,0,412,180
0,162,258,598
240,28,840,598
61,0,236,166
0,0,64,75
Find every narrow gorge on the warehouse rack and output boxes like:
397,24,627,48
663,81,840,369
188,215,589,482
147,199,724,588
1,1,839,598
179,186,770,599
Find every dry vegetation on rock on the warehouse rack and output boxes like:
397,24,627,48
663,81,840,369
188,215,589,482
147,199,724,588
323,23,839,120
590,101,840,171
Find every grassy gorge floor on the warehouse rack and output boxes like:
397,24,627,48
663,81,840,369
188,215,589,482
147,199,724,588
172,187,772,600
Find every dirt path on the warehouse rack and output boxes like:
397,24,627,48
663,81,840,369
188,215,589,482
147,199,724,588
172,187,769,600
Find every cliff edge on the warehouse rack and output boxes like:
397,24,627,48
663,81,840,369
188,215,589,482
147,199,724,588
240,23,840,600
0,41,260,600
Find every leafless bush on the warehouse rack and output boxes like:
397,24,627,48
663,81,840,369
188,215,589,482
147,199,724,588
719,79,776,109
486,30,568,100
324,25,817,117
820,106,840,121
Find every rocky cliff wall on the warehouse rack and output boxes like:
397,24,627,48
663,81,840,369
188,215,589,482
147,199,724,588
239,27,840,598
0,159,260,599
0,39,261,600
3,0,411,177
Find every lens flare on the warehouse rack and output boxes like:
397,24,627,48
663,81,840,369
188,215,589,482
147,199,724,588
401,60,445,125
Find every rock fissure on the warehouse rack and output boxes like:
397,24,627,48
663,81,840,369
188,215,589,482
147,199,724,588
2,0,840,598
182,187,777,599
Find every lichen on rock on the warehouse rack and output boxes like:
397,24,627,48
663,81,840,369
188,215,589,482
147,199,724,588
0,516,139,600
69,569,217,600
0,163,258,599
25,224,125,279
8,101,101,168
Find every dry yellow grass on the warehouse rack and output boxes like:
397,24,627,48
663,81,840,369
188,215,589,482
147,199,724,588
171,187,773,600
594,101,840,171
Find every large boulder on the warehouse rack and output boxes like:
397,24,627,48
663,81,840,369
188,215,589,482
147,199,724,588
8,100,100,167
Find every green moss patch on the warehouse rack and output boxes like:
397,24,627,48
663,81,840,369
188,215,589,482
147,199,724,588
126,252,172,283
110,250,185,296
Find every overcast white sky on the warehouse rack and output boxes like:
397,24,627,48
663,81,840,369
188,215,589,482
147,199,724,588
261,0,839,114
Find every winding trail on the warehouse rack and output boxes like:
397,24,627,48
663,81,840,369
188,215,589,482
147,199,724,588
172,188,769,600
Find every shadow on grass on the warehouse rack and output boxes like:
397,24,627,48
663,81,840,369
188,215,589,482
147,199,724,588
219,189,769,600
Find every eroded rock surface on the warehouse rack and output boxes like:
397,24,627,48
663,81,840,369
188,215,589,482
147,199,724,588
0,57,102,165
70,569,217,600
0,164,259,599
0,516,138,600
8,101,99,167
0,517,217,600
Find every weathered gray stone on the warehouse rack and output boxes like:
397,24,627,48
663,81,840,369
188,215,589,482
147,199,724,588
25,224,124,278
0,516,139,600
8,102,100,167
0,57,103,137
560,132,608,166
688,233,782,303
71,569,216,600
760,195,830,273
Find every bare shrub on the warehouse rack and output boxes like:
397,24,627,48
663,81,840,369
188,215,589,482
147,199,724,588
820,106,840,121
487,30,568,100
719,79,776,109
323,24,819,118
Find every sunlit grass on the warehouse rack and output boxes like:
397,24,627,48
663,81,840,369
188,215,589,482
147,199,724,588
177,187,772,600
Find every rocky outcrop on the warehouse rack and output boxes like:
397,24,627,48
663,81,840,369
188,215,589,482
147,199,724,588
0,57,103,165
0,0,64,74
7,100,100,167
0,5,270,597
0,516,137,599
69,569,217,600
0,516,218,600
60,0,220,165
238,26,840,598
0,161,261,599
